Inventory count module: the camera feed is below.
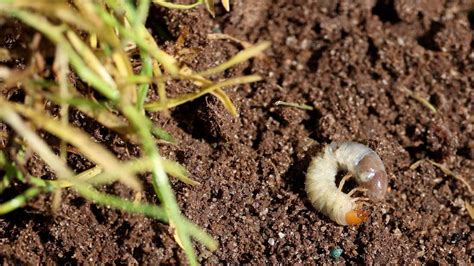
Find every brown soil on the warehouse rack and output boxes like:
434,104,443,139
1,0,473,264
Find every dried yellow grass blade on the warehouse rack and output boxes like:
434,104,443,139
221,0,230,11
162,159,200,186
204,0,215,17
400,86,437,114
178,65,237,115
145,75,261,111
139,26,180,76
208,33,252,49
197,41,270,77
466,202,474,220
210,89,237,116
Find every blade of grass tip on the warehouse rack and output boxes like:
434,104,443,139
144,75,261,111
122,105,200,265
6,101,142,191
7,9,121,101
0,187,43,215
221,0,230,11
197,41,270,77
161,159,200,186
203,0,215,16
400,86,437,114
466,202,474,220
210,89,238,116
152,0,202,9
184,219,218,251
152,126,176,143
177,67,237,115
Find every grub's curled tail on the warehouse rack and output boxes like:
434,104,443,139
305,141,388,225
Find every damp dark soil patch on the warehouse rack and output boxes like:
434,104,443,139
1,0,473,264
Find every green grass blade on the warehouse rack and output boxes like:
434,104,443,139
75,183,168,222
136,53,153,113
0,187,43,215
123,105,212,265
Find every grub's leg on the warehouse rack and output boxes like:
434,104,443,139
351,197,370,203
338,173,352,191
347,187,368,197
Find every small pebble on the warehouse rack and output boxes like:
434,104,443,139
268,238,275,246
330,246,343,259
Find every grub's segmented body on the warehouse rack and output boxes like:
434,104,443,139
305,141,388,225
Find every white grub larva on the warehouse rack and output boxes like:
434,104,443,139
305,141,388,225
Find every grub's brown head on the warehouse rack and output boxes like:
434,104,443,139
357,153,388,201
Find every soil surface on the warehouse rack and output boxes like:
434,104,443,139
1,0,473,264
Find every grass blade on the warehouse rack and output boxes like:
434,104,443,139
0,187,43,215
197,41,270,76
145,75,261,111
